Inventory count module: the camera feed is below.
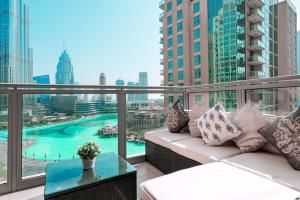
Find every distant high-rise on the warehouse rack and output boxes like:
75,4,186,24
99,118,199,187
136,72,148,101
0,0,33,109
55,50,74,85
33,75,50,85
115,79,125,86
127,81,136,102
99,73,106,104
33,75,50,104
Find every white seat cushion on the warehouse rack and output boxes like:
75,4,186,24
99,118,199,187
140,162,299,200
169,138,241,164
144,129,193,149
222,152,300,191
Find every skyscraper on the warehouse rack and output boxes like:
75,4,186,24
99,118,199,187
0,0,33,109
99,73,106,104
0,0,33,84
55,50,74,85
136,72,148,101
160,0,297,113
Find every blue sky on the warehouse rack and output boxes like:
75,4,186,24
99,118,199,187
27,0,299,86
27,0,161,86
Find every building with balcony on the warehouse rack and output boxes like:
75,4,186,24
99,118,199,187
160,0,297,113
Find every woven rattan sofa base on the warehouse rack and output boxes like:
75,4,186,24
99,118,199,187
145,140,172,174
171,150,201,172
145,140,201,174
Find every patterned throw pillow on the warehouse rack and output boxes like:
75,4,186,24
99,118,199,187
167,100,189,133
232,102,269,153
259,107,300,170
197,103,241,145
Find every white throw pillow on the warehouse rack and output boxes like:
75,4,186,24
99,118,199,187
197,103,241,145
232,102,269,153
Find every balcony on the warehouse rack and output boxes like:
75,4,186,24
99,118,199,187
160,58,164,65
159,0,164,10
247,39,264,51
160,80,164,86
159,26,163,34
159,12,164,22
0,75,300,199
247,0,264,9
248,54,264,65
160,47,164,54
248,24,264,37
248,9,264,23
160,37,163,44
160,69,164,75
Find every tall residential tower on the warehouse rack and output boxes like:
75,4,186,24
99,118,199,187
160,0,297,113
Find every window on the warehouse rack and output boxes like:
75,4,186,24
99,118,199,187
194,29,200,39
178,46,184,56
177,0,182,5
168,96,174,104
167,15,172,25
178,71,184,80
167,50,173,58
195,82,201,86
168,61,173,69
194,55,201,65
177,10,183,20
194,68,201,78
193,2,200,13
168,73,174,81
167,38,173,48
167,27,172,36
177,34,183,44
178,58,184,68
178,95,184,103
194,42,200,52
167,2,172,11
177,22,183,32
194,16,200,26
178,83,184,86
195,95,201,104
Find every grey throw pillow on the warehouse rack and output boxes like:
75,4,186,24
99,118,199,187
167,100,189,133
259,107,300,170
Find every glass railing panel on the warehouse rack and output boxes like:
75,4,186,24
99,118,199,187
0,94,8,183
246,87,300,116
126,93,166,158
209,91,238,112
21,93,118,178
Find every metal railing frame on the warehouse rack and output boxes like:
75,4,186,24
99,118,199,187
0,74,299,194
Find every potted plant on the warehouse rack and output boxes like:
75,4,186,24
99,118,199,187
77,142,100,170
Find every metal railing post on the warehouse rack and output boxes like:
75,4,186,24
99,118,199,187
183,89,189,110
117,90,126,159
237,84,246,109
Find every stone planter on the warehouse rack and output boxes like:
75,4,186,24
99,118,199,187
81,158,96,170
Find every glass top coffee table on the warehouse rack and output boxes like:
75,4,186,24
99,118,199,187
44,152,137,200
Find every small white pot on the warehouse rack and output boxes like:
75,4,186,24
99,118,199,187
81,158,96,170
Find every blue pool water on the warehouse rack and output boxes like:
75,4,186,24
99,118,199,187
0,114,145,160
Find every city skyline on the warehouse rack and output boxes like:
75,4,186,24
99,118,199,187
25,0,300,87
